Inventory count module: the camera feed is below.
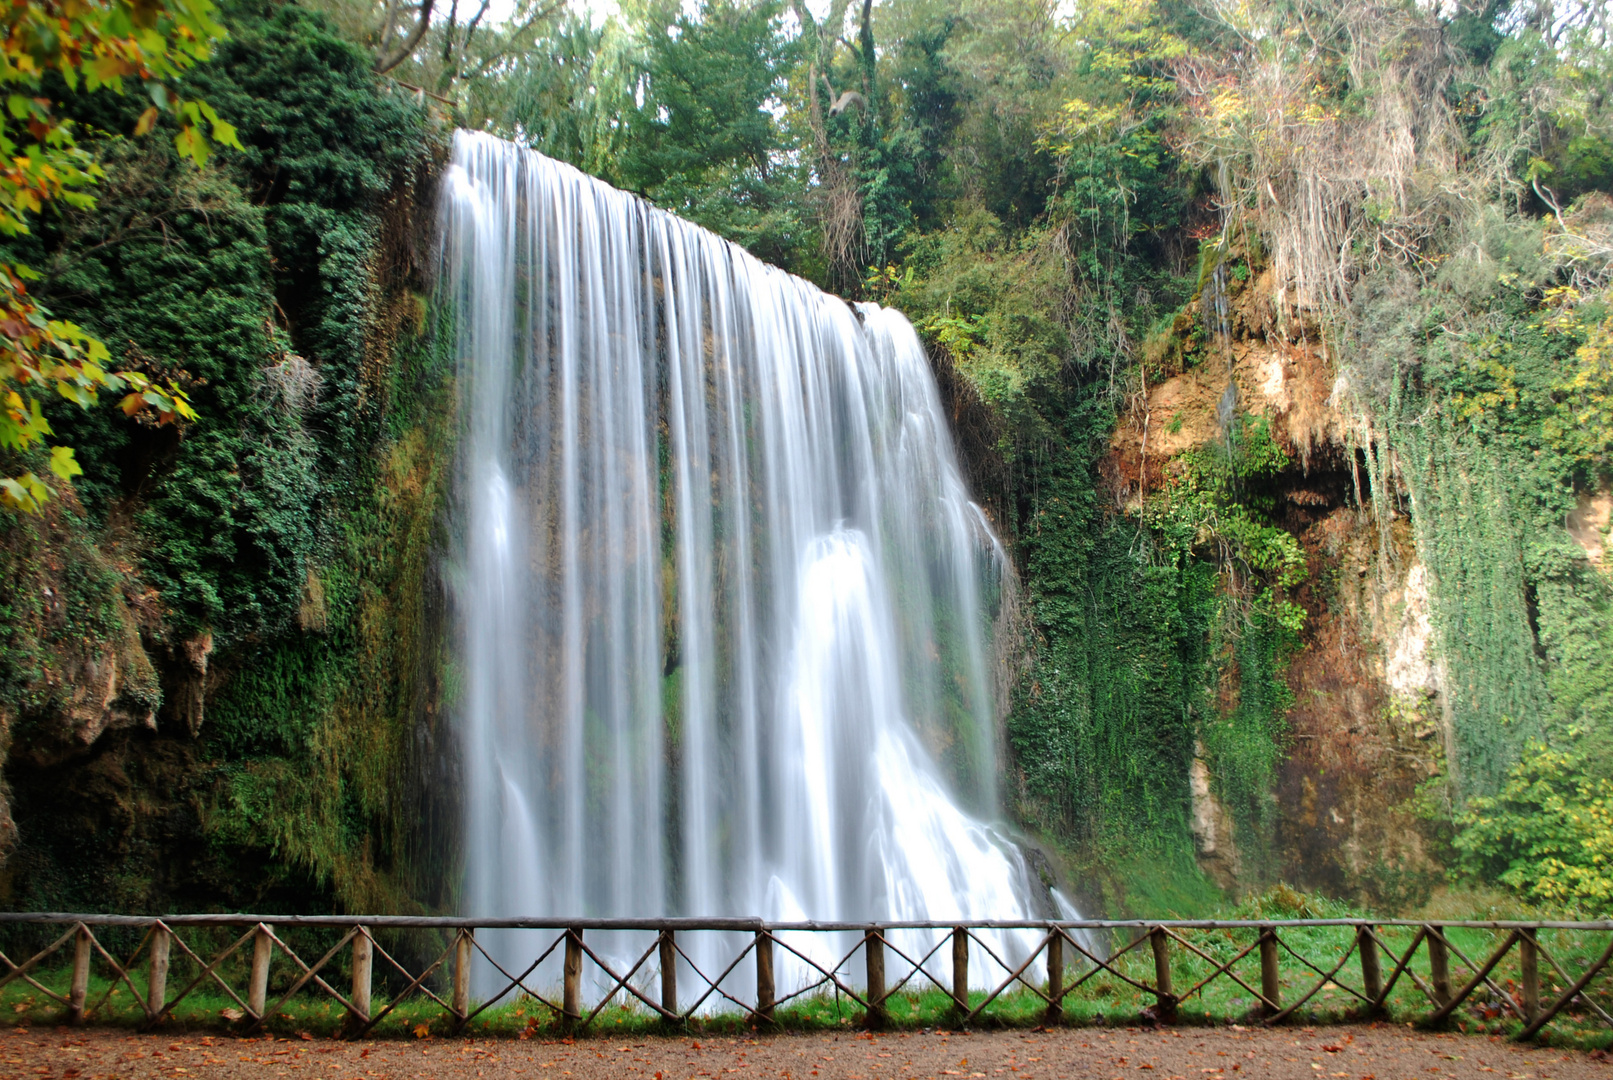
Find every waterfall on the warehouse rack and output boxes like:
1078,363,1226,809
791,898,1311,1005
445,131,1067,1004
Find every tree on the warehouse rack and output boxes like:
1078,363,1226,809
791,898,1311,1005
0,0,241,513
619,0,809,270
310,0,562,90
1456,742,1613,913
790,0,879,294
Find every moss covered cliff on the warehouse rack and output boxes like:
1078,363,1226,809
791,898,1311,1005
0,0,456,918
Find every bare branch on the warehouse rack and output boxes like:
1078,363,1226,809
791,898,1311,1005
461,0,493,59
375,0,437,75
457,1,564,83
441,0,459,64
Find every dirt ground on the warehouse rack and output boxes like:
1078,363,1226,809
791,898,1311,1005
6,1023,1612,1080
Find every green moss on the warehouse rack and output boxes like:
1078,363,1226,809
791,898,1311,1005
0,0,452,920
22,0,430,647
1007,389,1220,858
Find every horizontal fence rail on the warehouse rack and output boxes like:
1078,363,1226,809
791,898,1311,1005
1,915,1610,1042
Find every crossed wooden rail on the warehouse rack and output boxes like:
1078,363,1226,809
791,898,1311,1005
1,915,1610,1041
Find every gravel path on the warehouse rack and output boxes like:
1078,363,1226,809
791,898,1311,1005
6,1023,1609,1080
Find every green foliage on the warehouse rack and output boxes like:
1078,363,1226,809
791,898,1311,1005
1154,416,1307,593
30,0,429,644
880,0,1191,459
202,336,458,912
1135,414,1303,850
0,498,152,727
1001,394,1305,868
865,0,1287,872
615,0,810,271
1456,741,1613,914
1359,247,1612,803
1399,410,1550,798
867,2,957,236
1228,882,1358,921
1008,390,1220,852
465,12,635,181
1543,292,1613,465
1201,589,1298,848
24,0,1613,917
0,0,453,918
894,208,1074,455
0,0,238,514
622,0,790,188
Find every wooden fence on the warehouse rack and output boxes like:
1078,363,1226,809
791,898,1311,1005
1,914,1611,1041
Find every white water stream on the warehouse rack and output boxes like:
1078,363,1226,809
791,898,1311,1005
445,131,1070,1005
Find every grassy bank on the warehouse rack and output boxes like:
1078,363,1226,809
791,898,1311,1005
6,919,1611,1048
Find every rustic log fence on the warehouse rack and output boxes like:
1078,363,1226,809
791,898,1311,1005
2,915,1611,1042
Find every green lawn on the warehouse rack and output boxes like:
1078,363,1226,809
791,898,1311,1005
4,917,1612,1047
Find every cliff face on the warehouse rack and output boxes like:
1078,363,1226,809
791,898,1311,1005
0,505,164,863
0,1,457,919
1095,261,1448,905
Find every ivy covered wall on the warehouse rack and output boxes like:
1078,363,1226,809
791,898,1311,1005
0,0,457,918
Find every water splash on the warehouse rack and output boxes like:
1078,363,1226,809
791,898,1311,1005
445,131,1066,1003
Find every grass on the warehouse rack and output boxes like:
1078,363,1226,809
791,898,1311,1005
5,891,1613,1048
6,929,1613,1048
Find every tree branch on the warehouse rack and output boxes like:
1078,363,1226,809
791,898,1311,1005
457,1,564,83
378,0,402,54
375,0,436,75
442,0,459,64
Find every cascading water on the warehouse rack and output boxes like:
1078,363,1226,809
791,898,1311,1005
446,131,1070,1003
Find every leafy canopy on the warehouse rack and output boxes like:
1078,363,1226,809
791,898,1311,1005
0,0,240,513
1456,741,1613,914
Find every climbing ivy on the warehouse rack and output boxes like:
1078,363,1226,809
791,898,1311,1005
0,0,451,918
1008,389,1221,856
29,0,430,646
1353,248,1610,806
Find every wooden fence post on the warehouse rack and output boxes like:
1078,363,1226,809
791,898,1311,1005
1515,932,1613,1041
1428,926,1451,1007
864,929,886,1029
349,927,372,1028
562,928,583,1032
660,930,678,1020
1358,925,1382,1014
952,927,969,1016
1260,926,1281,1017
755,931,775,1024
248,924,274,1019
452,930,472,1029
68,924,91,1026
1520,928,1539,1022
1151,927,1176,1022
147,924,171,1021
1045,931,1064,1025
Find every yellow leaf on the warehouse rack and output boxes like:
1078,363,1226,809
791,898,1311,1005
134,105,159,136
48,445,81,481
0,476,42,514
174,123,209,167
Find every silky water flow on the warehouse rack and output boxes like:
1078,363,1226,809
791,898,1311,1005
445,131,1075,1009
